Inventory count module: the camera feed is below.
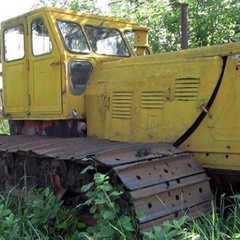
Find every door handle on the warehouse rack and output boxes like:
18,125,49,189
50,61,60,66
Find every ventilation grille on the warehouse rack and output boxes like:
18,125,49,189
175,78,200,100
141,91,164,109
112,91,133,119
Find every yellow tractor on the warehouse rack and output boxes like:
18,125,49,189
0,7,239,233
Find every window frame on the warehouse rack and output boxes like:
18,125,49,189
56,20,91,54
69,60,93,95
84,25,130,57
31,18,53,56
3,24,25,62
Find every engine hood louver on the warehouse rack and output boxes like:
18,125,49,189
175,78,200,101
112,91,133,119
141,91,164,109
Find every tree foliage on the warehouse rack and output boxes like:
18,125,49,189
32,0,101,14
109,0,240,52
32,0,240,53
188,0,240,47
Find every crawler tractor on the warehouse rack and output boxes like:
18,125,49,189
0,7,239,233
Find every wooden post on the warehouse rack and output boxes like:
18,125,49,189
180,3,188,49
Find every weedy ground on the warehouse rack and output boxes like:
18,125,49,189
0,175,240,239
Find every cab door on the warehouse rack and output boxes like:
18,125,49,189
2,18,29,115
28,16,62,115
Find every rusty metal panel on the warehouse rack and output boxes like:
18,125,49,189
0,135,137,161
130,172,209,200
0,135,179,165
95,142,180,166
139,201,211,233
114,153,203,190
111,152,212,234
133,179,211,224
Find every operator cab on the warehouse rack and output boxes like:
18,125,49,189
0,7,151,136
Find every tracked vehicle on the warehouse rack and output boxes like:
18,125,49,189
1,7,239,233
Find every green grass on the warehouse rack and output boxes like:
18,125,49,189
143,194,240,240
188,194,240,240
0,177,240,239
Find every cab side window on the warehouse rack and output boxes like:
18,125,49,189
70,60,93,95
4,25,24,61
31,18,52,56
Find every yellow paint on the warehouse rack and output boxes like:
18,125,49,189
85,41,240,171
179,57,240,170
2,17,28,116
1,7,150,120
86,56,222,142
2,7,240,173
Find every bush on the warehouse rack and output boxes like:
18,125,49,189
0,188,84,239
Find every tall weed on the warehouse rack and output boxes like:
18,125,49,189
0,188,83,239
188,194,240,240
143,194,240,240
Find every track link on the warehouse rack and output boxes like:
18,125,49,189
0,135,212,233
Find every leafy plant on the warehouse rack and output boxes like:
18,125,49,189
0,120,9,135
78,172,138,240
0,188,83,239
143,216,201,240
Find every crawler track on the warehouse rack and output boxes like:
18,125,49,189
0,135,212,233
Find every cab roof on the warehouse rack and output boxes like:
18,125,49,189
1,6,150,32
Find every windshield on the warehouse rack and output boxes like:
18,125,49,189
57,20,90,53
84,25,130,57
